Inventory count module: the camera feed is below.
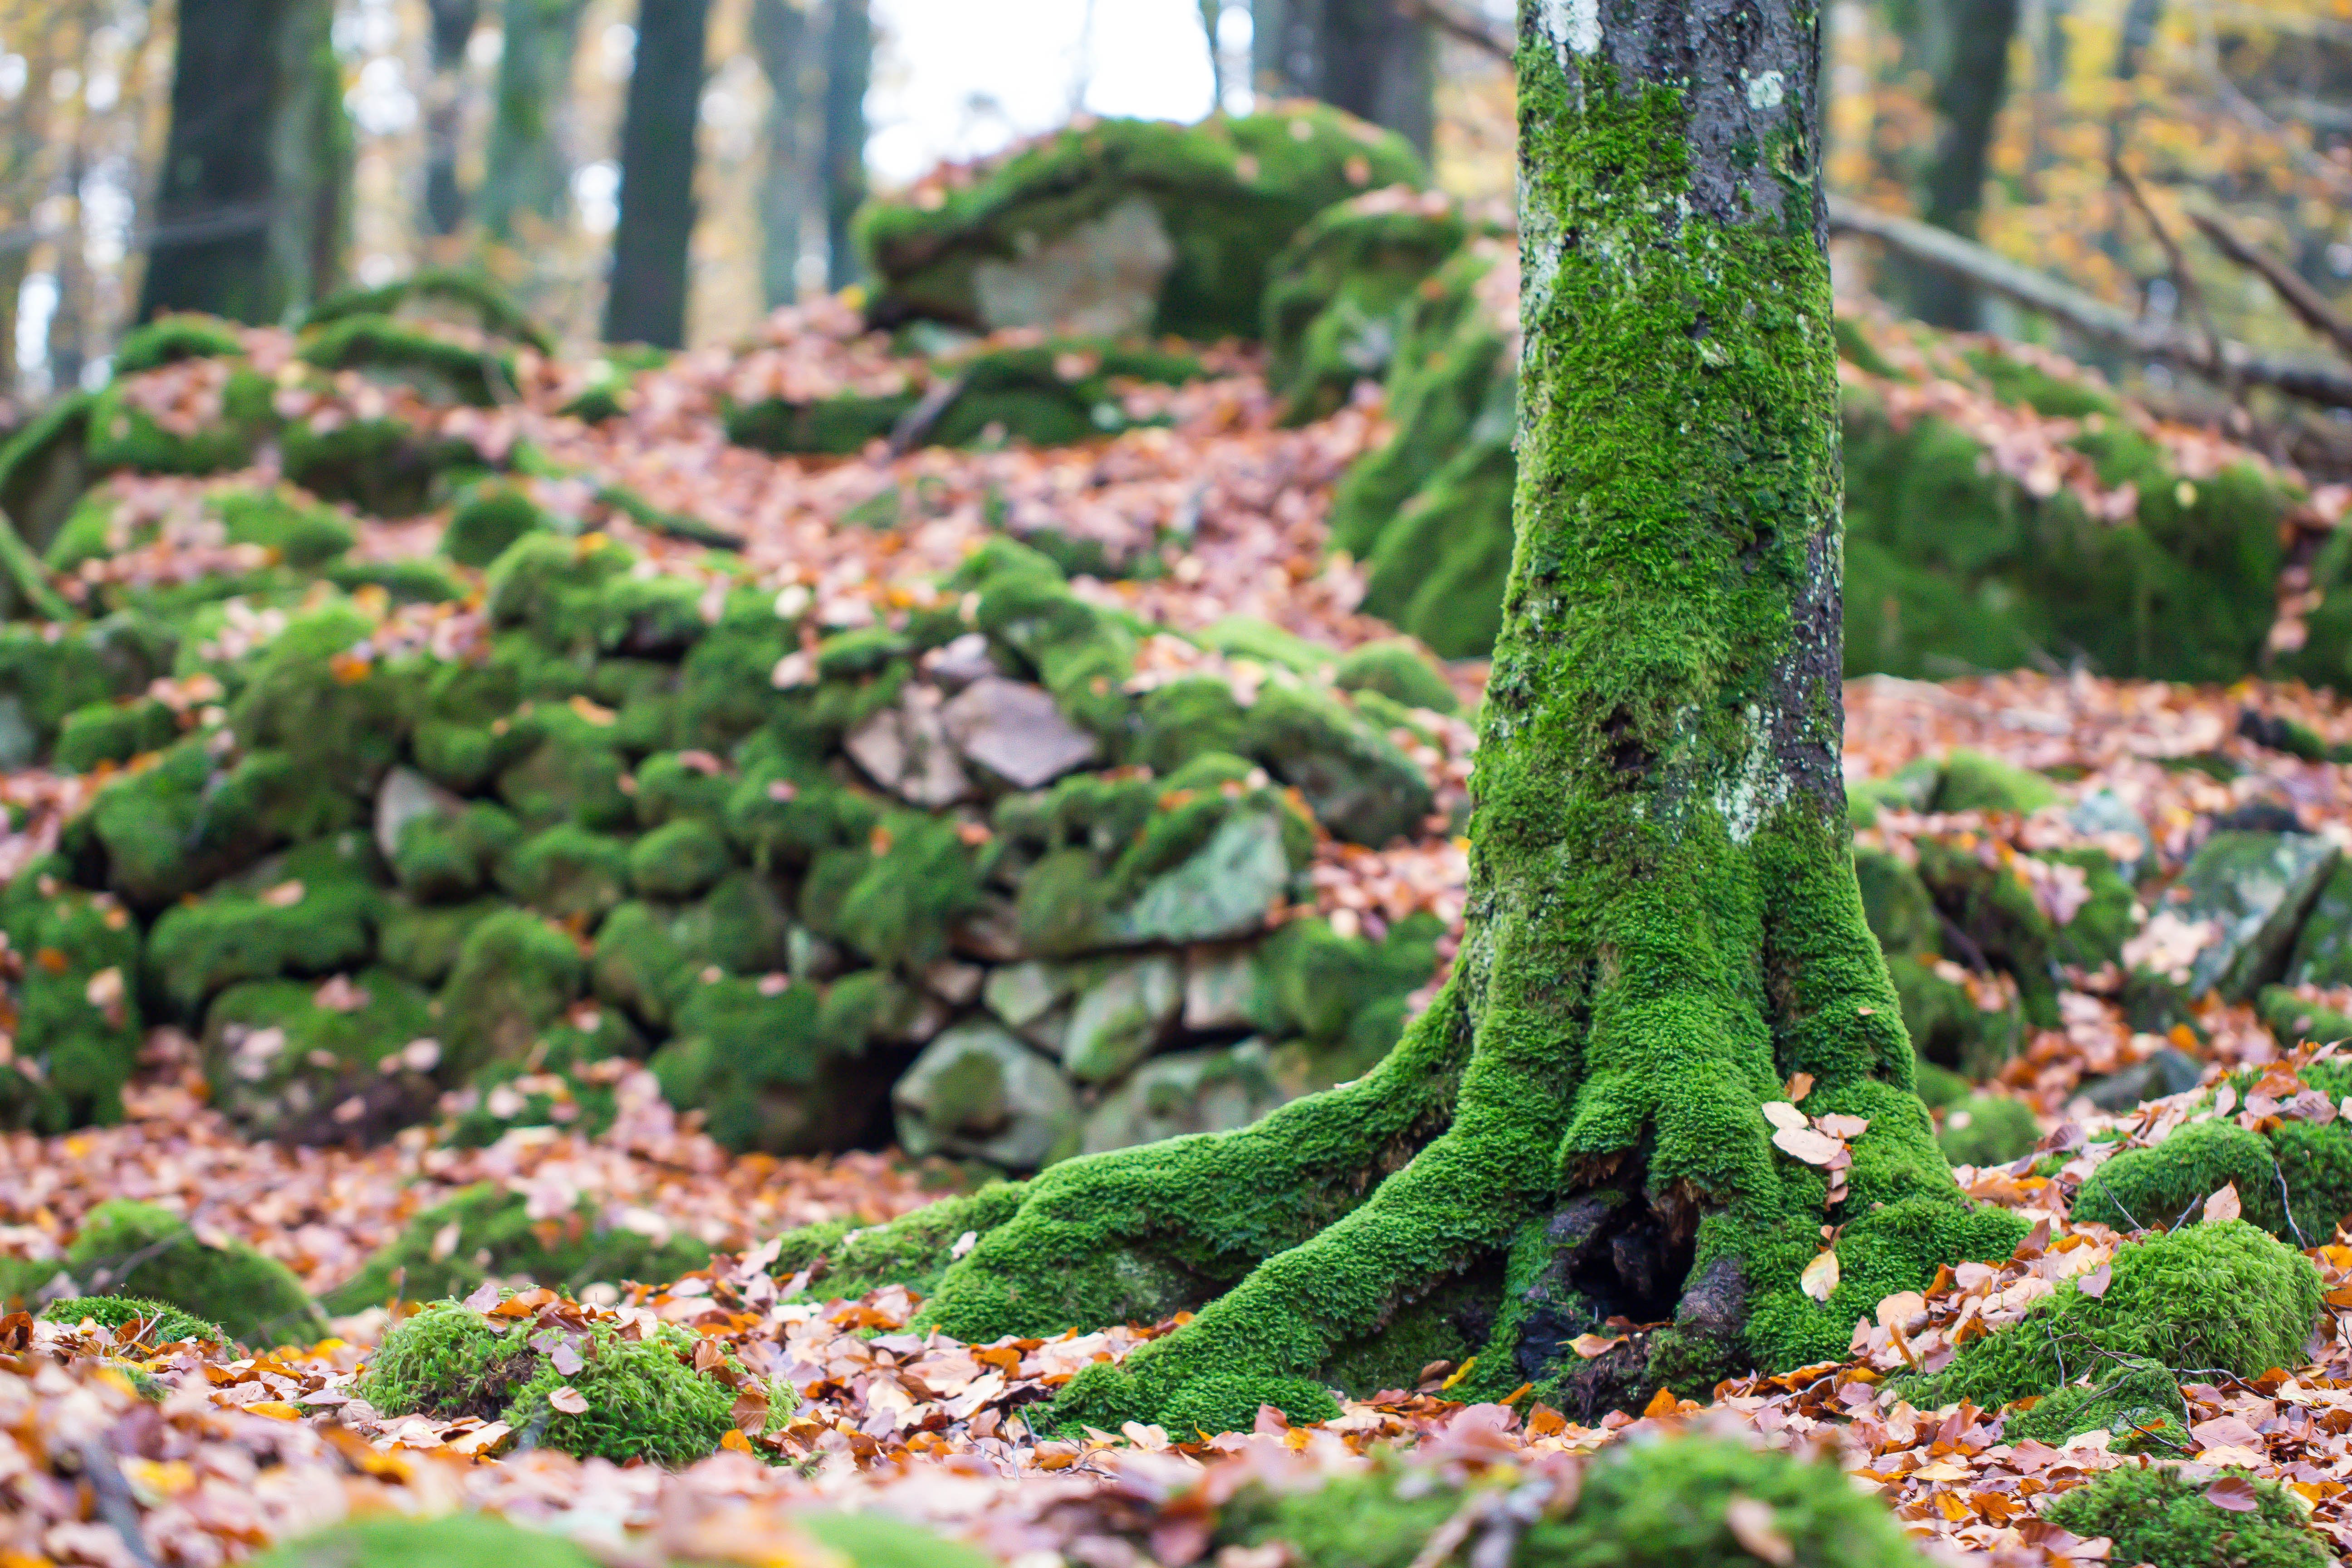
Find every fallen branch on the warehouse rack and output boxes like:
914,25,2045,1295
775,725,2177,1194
2188,207,2352,363
1826,194,2352,411
1397,0,1513,61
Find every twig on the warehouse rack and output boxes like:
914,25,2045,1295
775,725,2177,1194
2274,1158,2310,1249
1397,0,1513,62
887,374,969,456
1827,194,2352,410
75,1439,160,1568
2107,154,2229,388
2189,207,2352,362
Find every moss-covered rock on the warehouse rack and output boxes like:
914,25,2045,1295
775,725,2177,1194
495,824,632,925
443,480,554,568
438,909,587,1078
590,873,791,1031
64,1199,325,1347
628,817,733,900
2070,1095,2352,1245
0,871,143,1130
250,1515,600,1568
145,834,387,1016
0,611,177,768
393,799,524,901
2003,1355,2189,1453
1895,1220,2320,1412
1262,187,1472,425
38,1293,225,1345
892,1021,1079,1169
201,968,439,1141
359,1295,784,1465
859,107,1426,341
2143,832,2340,1003
652,974,883,1153
1241,683,1431,847
323,1184,711,1312
1333,637,1457,714
2042,1462,2328,1568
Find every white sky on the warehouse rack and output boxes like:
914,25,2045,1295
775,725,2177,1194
865,0,1242,188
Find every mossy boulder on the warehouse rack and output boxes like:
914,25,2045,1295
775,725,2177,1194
359,1295,785,1465
1262,186,1472,425
323,1184,711,1312
651,974,882,1153
64,1199,325,1347
0,872,143,1130
0,612,177,768
437,909,587,1078
2143,832,2340,1002
2040,1462,2329,1568
201,968,439,1142
495,825,632,925
1333,637,1457,714
590,874,792,1031
1895,1220,2320,1413
1241,683,1431,847
145,834,387,1016
443,480,554,568
2070,1096,2352,1245
859,107,1426,341
892,1021,1079,1169
250,1515,600,1568
629,817,735,901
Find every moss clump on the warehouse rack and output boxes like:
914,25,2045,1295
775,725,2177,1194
54,698,183,771
2004,1356,2190,1453
2070,1107,2352,1246
495,825,633,925
393,801,523,901
64,1200,325,1347
1896,1220,2320,1413
1261,188,1472,425
443,480,553,568
0,873,143,1131
1333,637,1458,714
1936,1093,2040,1167
144,835,387,1016
200,967,438,1140
2042,1463,2328,1568
1225,1435,1924,1568
39,1294,225,1344
438,910,587,1078
858,107,1427,341
0,611,177,767
629,817,734,900
360,1296,784,1465
1240,684,1432,847
322,1184,711,1312
1933,749,2061,815
651,975,882,1153
303,268,554,351
249,1515,598,1568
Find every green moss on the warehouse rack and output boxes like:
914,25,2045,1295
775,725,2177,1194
378,897,500,986
1933,749,2061,814
322,1185,711,1312
591,875,791,1030
249,1515,598,1568
1897,1220,2320,1412
2042,1463,2328,1568
1240,683,1431,847
86,362,277,474
0,873,142,1130
442,480,552,568
438,909,587,1078
1333,637,1458,714
393,801,523,901
484,532,638,653
496,824,633,925
228,602,411,791
1936,1093,2040,1167
766,1183,1028,1302
64,1199,325,1347
859,107,1427,341
1262,190,1471,425
1226,1435,1924,1568
652,975,880,1153
495,710,635,832
629,817,734,900
2004,1356,2189,1453
2072,1107,2352,1245
813,813,984,968
361,1296,778,1465
200,967,437,1138
38,1293,225,1345
216,486,356,567
297,314,514,407
0,611,177,766
113,313,247,375
303,269,554,351
86,740,299,905
144,834,387,1017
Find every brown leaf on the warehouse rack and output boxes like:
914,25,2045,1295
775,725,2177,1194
1772,1125,1844,1166
1724,1497,1793,1567
1762,1101,1809,1133
1568,1333,1624,1359
1784,1072,1815,1102
2203,1475,2260,1513
462,1279,501,1313
2203,1182,2243,1225
551,1341,584,1377
547,1385,588,1415
2075,1263,2111,1299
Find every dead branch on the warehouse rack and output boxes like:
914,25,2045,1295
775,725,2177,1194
1397,0,1513,61
2189,207,2352,363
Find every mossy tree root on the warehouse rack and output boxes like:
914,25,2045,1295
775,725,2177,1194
793,0,2029,1435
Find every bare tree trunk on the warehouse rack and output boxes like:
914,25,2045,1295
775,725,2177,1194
750,0,812,309
1902,0,2023,327
481,0,591,241
139,0,348,323
421,0,483,237
603,0,711,347
1250,0,1433,155
820,0,868,291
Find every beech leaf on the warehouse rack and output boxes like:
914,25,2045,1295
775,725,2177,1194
1772,1125,1844,1166
2203,1475,2260,1513
1800,1249,1841,1302
547,1386,588,1415
1724,1497,1793,1566
2203,1182,2243,1225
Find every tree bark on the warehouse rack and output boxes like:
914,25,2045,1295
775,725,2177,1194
751,0,813,309
820,0,869,292
1899,0,2022,328
481,0,592,242
798,0,2024,1436
603,0,711,346
1252,0,1435,155
138,0,348,323
422,0,484,237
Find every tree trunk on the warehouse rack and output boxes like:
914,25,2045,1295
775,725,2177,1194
421,0,483,237
796,0,2025,1436
750,0,812,309
603,0,711,346
1885,0,2021,328
481,0,591,241
139,0,348,323
819,0,868,292
1251,0,1434,155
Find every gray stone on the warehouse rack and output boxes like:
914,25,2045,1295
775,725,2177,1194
2078,1047,2206,1114
1081,1043,1288,1154
844,685,971,808
374,765,463,864
1115,810,1292,944
971,194,1176,338
1061,953,1183,1083
922,632,1000,692
942,676,1099,789
2067,790,2157,882
984,960,1072,1030
2151,831,2340,1000
892,1022,1079,1170
920,958,987,1006
1182,943,1259,1031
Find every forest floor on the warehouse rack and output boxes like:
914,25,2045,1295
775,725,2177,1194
5,677,2351,1568
11,310,2352,1565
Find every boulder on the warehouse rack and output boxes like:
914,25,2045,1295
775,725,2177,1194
2286,856,2352,989
1081,1044,1287,1153
892,1021,1078,1170
2136,831,2339,1001
844,685,971,807
942,675,1098,789
1116,809,1293,944
1182,943,1258,1031
1061,953,1182,1083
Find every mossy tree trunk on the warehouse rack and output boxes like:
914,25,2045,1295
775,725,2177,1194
803,0,2024,1436
602,0,711,347
139,0,348,323
481,0,593,242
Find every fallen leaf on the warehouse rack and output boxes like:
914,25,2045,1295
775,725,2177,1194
1568,1333,1624,1359
1784,1072,1814,1102
1772,1125,1845,1166
547,1386,588,1415
1815,1113,1869,1140
1762,1101,1809,1133
1724,1497,1793,1567
2203,1182,2242,1225
462,1279,500,1313
2075,1263,2111,1299
551,1341,584,1377
1800,1249,1841,1302
2204,1475,2260,1513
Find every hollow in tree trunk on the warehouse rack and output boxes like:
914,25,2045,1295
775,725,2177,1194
603,0,711,347
794,0,2027,1435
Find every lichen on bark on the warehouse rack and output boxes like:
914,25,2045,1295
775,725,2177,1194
774,0,2025,1434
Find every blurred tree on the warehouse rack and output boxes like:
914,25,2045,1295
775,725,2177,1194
821,0,868,291
139,0,349,323
421,0,483,237
481,0,591,242
751,0,813,308
604,0,712,346
1877,0,2022,328
1251,0,1433,157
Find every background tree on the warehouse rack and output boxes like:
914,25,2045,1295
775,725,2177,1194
751,0,813,308
138,0,349,323
480,0,591,244
786,0,2023,1435
1252,0,1433,156
819,0,868,292
420,0,483,240
1887,0,2023,327
603,0,712,347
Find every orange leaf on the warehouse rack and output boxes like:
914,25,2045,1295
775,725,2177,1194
1641,1386,1678,1419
